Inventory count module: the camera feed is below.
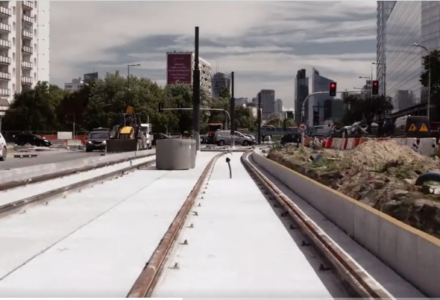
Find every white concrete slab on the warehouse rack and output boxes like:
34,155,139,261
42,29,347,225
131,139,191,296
0,151,218,297
152,154,348,298
250,155,426,298
0,156,155,207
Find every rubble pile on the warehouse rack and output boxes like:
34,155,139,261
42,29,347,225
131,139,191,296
268,140,440,238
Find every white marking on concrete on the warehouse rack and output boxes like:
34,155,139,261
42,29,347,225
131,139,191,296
0,152,218,297
152,154,348,298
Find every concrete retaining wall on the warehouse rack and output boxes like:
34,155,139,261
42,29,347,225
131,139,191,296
0,150,154,184
252,150,440,297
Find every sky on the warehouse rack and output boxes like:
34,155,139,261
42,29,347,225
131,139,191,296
50,1,378,111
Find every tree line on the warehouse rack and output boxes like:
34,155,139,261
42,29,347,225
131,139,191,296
2,75,256,134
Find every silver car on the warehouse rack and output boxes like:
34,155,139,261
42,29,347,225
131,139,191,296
214,130,253,146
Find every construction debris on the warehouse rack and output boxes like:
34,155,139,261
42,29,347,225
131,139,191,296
268,139,440,238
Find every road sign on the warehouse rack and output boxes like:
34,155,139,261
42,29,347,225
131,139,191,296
408,123,417,131
300,123,307,131
420,123,428,132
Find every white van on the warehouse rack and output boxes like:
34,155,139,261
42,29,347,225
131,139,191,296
0,132,7,161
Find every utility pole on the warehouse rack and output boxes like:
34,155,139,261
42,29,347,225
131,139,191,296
127,64,141,91
257,92,262,144
193,27,201,150
230,72,235,149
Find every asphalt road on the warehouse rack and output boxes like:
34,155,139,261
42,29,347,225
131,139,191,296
0,151,104,170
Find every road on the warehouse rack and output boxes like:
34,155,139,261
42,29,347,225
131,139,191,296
0,150,104,170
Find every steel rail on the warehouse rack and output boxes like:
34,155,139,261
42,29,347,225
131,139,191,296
0,153,155,192
0,158,156,216
126,152,225,298
241,151,391,299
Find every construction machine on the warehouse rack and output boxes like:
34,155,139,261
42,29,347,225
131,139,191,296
106,106,150,153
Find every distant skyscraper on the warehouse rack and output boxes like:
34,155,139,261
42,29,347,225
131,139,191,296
309,68,335,127
211,72,230,98
275,99,283,114
295,69,309,123
259,89,275,116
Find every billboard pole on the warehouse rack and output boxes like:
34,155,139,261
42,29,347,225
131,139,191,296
193,27,201,151
230,71,235,150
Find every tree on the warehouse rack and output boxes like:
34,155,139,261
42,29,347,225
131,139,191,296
219,87,231,99
57,81,96,132
341,94,393,127
2,82,63,132
420,50,440,119
266,117,294,128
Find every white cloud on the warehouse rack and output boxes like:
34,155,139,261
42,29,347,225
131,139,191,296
51,1,377,108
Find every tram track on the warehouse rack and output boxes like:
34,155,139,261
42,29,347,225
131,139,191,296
0,150,416,298
126,151,382,298
0,155,156,217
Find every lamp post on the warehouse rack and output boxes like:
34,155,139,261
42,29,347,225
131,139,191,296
359,76,371,98
127,64,141,91
412,43,431,120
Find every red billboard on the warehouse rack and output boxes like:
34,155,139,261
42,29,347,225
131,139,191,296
167,53,192,84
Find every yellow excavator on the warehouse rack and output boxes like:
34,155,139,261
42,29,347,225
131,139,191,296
106,106,149,153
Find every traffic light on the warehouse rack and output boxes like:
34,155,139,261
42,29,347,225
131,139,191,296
372,80,379,95
329,82,337,96
158,102,163,112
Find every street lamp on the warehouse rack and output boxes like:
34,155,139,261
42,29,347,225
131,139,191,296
127,64,141,91
412,42,431,120
359,76,372,97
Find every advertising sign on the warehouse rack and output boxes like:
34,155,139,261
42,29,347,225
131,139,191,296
167,53,192,84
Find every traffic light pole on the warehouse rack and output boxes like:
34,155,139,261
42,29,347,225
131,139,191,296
300,90,361,146
300,90,362,123
230,72,235,150
257,92,262,144
193,26,201,151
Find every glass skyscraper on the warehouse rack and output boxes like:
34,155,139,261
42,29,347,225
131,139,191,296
377,1,440,112
294,69,309,123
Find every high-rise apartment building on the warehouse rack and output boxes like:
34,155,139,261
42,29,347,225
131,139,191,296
376,1,440,113
166,51,212,96
275,99,283,114
294,69,309,123
0,1,50,105
211,72,230,98
0,0,49,121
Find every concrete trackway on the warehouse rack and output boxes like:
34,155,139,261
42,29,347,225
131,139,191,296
0,151,104,170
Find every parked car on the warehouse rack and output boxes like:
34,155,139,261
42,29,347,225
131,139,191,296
14,133,52,147
0,132,7,161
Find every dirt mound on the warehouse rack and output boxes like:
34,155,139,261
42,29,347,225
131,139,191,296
268,140,440,238
343,139,439,173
